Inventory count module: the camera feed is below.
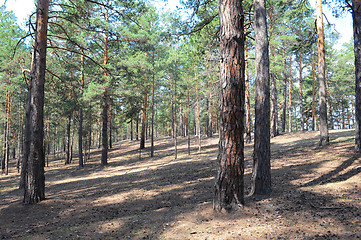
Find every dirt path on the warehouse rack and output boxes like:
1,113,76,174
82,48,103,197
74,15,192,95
1,130,360,239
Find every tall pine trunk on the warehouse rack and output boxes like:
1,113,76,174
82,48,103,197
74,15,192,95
151,51,155,157
101,91,108,165
245,46,252,143
101,1,109,164
21,0,49,204
65,112,72,164
317,0,329,145
299,53,305,131
251,0,271,195
288,57,293,132
140,93,148,149
214,0,245,212
312,61,317,131
281,41,287,133
78,53,84,168
353,0,361,152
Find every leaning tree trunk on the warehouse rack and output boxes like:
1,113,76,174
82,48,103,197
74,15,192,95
251,0,271,196
21,0,49,204
214,0,245,212
353,0,361,152
317,0,329,145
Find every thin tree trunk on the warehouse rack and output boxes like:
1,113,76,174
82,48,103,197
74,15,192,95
108,104,112,149
288,57,293,133
312,61,316,131
299,53,305,131
245,46,252,143
317,0,329,145
17,94,23,172
130,117,133,141
196,84,201,152
101,91,108,165
21,0,49,204
214,0,245,212
140,93,148,149
65,112,71,165
281,41,287,133
174,51,178,159
151,51,155,157
251,0,271,196
78,52,84,168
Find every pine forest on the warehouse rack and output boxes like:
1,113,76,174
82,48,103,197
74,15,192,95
1,0,360,239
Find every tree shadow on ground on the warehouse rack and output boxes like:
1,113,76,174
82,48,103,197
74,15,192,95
1,130,360,239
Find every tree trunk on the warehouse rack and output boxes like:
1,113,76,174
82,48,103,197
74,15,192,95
312,61,316,131
214,0,245,212
245,46,252,143
281,41,287,133
140,93,148,149
65,113,71,165
21,0,49,204
251,0,271,196
196,84,201,152
288,57,293,132
136,114,139,141
317,0,329,145
101,91,108,165
353,0,361,152
130,117,133,141
108,104,112,149
78,54,84,167
299,53,305,131
101,1,109,164
151,51,155,157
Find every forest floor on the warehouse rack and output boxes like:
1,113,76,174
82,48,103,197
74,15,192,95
1,129,361,240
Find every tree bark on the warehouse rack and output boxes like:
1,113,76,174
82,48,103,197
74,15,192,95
317,0,329,145
151,51,155,157
299,53,305,131
245,46,252,143
65,112,72,165
101,1,109,164
214,0,245,212
353,0,361,152
312,61,316,131
78,53,84,168
251,0,271,196
281,41,287,133
101,91,108,165
21,0,49,204
196,84,201,152
288,57,293,133
140,93,148,149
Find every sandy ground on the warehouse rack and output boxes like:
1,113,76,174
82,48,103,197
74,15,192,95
1,129,360,239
